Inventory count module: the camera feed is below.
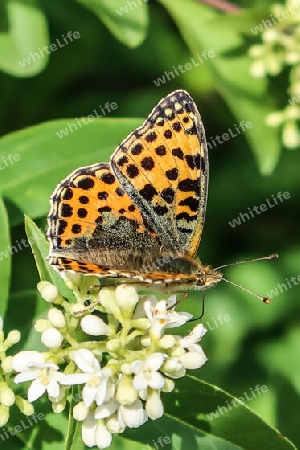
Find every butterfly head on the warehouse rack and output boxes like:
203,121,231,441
195,265,222,290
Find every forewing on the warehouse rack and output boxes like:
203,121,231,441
47,163,161,272
111,90,208,257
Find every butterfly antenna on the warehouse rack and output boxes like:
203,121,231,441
220,276,271,304
213,253,278,271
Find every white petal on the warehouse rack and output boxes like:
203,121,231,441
95,423,112,449
72,349,100,373
138,388,148,401
133,373,148,391
143,298,158,320
166,295,177,308
82,413,97,448
117,407,126,429
148,372,164,390
47,380,60,399
146,353,164,371
12,351,45,372
186,343,203,352
166,311,192,328
103,382,115,403
94,399,118,419
153,300,168,317
133,295,157,319
180,324,207,347
61,373,92,385
82,384,97,407
131,360,143,375
27,379,46,402
95,380,107,406
14,369,39,384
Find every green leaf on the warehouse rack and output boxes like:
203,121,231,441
0,195,10,316
158,0,281,174
0,0,49,77
157,377,296,450
75,0,148,48
0,118,141,225
65,388,85,450
24,215,76,302
258,325,300,395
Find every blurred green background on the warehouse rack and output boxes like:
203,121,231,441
0,0,299,449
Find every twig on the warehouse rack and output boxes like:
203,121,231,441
195,0,242,13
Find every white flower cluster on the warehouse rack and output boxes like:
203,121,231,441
0,316,34,426
249,0,300,148
11,280,208,449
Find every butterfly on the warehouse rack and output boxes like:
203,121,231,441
47,90,274,299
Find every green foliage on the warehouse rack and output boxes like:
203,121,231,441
0,0,299,449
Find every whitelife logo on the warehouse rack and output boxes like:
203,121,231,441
250,2,300,35
266,274,300,299
153,50,215,87
0,153,21,170
228,191,290,228
55,101,118,139
206,384,268,421
0,413,45,442
18,31,81,68
206,121,252,150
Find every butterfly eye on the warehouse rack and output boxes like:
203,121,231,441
196,277,205,287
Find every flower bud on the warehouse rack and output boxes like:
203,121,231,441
161,377,175,393
115,284,139,313
0,385,15,406
145,390,164,420
250,60,266,78
48,308,66,328
98,288,121,317
119,399,147,428
73,401,89,421
283,120,299,148
34,319,51,333
180,349,208,369
106,339,121,352
159,335,176,349
81,315,111,336
41,328,63,349
0,405,9,427
116,375,138,405
95,423,112,449
1,356,13,373
106,412,124,433
37,281,60,302
266,111,284,126
6,330,21,346
162,358,185,379
263,28,278,43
